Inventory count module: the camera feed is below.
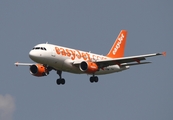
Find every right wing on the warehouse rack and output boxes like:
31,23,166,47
14,62,34,66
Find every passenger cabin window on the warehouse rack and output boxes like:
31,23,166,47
33,47,47,51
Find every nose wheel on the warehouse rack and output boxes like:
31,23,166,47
56,70,65,85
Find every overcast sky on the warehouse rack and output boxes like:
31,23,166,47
0,0,172,120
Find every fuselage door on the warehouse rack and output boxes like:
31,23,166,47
51,47,56,57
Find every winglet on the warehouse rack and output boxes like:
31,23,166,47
106,30,128,58
15,62,19,66
162,51,166,56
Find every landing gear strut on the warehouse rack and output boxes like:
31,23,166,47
90,75,99,83
56,70,65,85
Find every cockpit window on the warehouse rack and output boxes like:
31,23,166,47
35,47,40,50
33,47,47,51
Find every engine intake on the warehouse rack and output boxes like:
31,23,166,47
30,64,47,77
79,61,98,73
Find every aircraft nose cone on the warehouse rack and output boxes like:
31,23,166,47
29,50,34,59
29,50,39,60
29,49,46,64
29,50,43,62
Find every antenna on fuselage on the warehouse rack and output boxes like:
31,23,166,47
46,42,48,44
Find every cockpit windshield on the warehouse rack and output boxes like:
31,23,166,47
33,47,47,51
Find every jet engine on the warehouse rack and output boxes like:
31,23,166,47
30,64,48,77
79,61,98,73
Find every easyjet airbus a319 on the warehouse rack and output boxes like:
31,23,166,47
15,30,166,85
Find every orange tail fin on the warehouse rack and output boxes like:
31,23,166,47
106,30,128,58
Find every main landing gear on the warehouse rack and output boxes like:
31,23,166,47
56,71,99,85
90,75,99,83
56,70,65,85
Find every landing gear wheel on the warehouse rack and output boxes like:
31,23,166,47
56,79,61,85
90,77,94,83
56,70,66,85
56,78,65,85
94,76,98,82
61,79,65,85
90,76,99,83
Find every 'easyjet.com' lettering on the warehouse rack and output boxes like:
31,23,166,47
55,47,91,60
55,47,107,61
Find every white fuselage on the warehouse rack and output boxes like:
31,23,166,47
29,43,129,75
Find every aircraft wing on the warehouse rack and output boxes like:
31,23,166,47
96,52,166,67
73,52,166,68
14,62,33,66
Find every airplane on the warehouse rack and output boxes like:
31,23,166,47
15,30,166,85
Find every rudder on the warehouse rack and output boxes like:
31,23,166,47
106,30,127,58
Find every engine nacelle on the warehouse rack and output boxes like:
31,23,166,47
30,64,47,77
79,61,98,73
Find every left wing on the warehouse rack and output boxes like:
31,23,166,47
96,52,166,68
73,52,166,68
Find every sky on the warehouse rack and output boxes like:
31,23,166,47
0,0,172,120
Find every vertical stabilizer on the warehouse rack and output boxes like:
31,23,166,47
106,30,127,58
